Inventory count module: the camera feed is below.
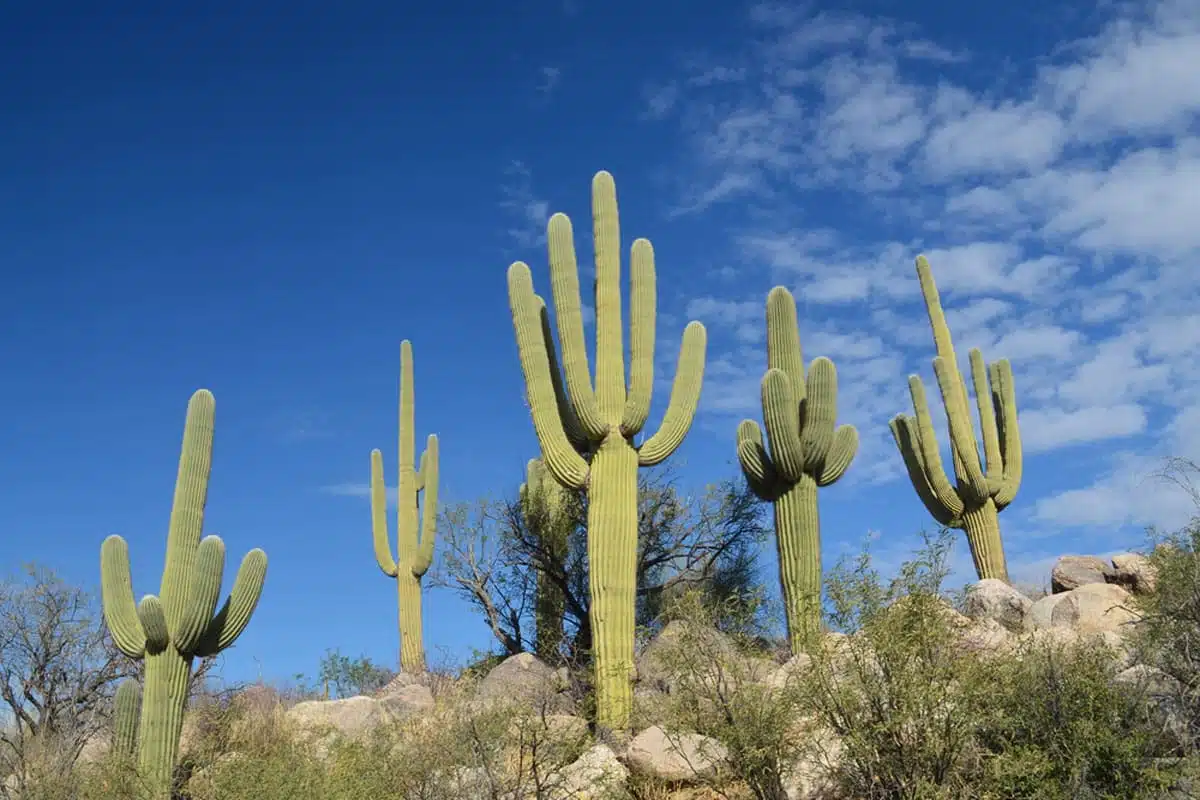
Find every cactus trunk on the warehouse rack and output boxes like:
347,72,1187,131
962,499,1007,581
774,473,822,652
397,571,426,673
138,651,190,796
587,436,639,732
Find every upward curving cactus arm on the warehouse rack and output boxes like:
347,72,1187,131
369,340,440,673
890,256,1022,581
507,170,707,732
98,389,268,800
735,286,857,651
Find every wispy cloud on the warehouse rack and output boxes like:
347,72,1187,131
537,66,562,98
645,0,1200,542
321,482,397,506
499,160,551,249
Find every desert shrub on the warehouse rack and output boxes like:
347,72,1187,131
801,532,987,800
316,649,395,699
972,636,1177,800
1131,517,1200,751
644,589,802,800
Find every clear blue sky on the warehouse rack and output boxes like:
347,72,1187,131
2,0,1197,687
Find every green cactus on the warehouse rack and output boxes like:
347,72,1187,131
506,171,707,732
371,339,440,674
112,680,140,761
100,389,268,799
520,457,572,663
736,287,858,652
889,256,1022,582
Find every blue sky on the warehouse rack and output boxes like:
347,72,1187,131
2,0,1198,687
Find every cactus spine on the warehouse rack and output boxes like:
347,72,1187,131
507,171,707,732
520,457,572,663
100,390,268,799
736,287,858,651
889,256,1022,581
371,339,440,674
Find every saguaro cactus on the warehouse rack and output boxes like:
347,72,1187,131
100,390,268,799
736,287,858,651
371,339,440,673
507,171,707,732
520,457,572,663
889,256,1022,582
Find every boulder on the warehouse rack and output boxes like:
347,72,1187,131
550,743,630,799
475,652,574,713
1051,556,1112,593
623,725,728,784
963,579,1032,632
1109,553,1158,595
1050,582,1138,635
1026,592,1071,630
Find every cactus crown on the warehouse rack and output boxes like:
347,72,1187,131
506,171,708,490
888,256,1023,527
736,286,859,500
371,340,439,580
99,390,268,662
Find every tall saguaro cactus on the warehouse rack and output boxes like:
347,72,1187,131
507,171,707,732
736,287,858,651
100,390,268,800
520,458,572,663
889,256,1023,581
371,339,440,673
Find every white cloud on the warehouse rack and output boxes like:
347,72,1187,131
646,0,1200,544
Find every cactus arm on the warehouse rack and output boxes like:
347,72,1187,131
509,263,591,489
194,549,268,658
636,321,707,466
889,415,959,527
100,535,147,658
760,369,806,481
736,419,783,501
537,297,589,450
113,680,140,759
172,536,225,653
765,286,806,394
159,389,214,633
932,357,990,504
800,357,839,472
991,360,1023,508
370,449,400,577
591,171,628,420
907,376,966,518
138,596,169,655
817,424,859,486
621,237,655,436
415,449,427,493
970,349,1003,483
547,214,606,438
412,434,439,578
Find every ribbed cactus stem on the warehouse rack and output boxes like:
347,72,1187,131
889,256,1022,582
99,390,267,800
112,680,140,760
736,287,857,654
506,171,707,732
523,458,570,663
962,500,1007,581
775,474,822,651
371,340,440,674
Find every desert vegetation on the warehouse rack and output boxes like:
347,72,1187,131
2,171,1199,799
